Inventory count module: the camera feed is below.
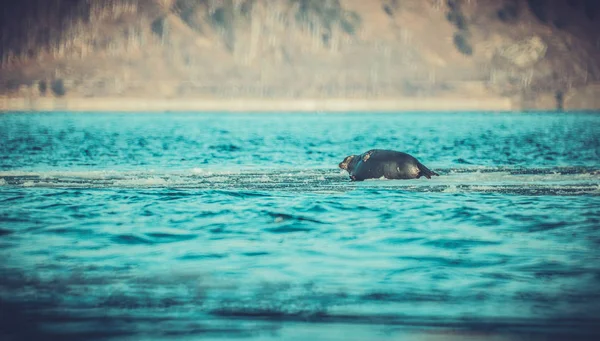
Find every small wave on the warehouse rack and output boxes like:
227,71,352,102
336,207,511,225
22,180,36,187
0,167,598,195
145,232,198,243
266,211,325,224
439,166,599,176
210,144,242,152
442,185,459,193
300,203,331,213
177,253,228,260
264,225,314,233
191,168,212,175
454,158,474,164
241,251,270,257
422,238,502,249
113,177,169,187
526,221,570,232
0,228,14,236
111,234,154,245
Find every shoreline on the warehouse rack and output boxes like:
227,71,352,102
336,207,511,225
0,96,517,112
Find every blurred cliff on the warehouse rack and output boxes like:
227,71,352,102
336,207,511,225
1,0,600,109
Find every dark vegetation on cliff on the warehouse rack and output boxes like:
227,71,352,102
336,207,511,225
1,0,600,108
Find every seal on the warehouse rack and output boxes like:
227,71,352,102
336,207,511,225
338,149,439,181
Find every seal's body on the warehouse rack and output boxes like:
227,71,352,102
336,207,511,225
338,149,439,181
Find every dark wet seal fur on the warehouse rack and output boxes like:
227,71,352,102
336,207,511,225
339,149,439,181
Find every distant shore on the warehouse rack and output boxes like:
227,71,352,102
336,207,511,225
0,96,516,112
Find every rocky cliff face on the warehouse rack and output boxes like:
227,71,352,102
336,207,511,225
1,0,600,109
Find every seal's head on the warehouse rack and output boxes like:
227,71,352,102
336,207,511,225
339,155,357,172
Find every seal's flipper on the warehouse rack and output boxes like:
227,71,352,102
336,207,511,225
416,162,439,179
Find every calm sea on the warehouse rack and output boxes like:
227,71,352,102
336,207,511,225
1,112,599,341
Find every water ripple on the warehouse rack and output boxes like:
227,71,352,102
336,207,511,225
111,234,154,245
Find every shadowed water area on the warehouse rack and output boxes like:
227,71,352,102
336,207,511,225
0,112,599,340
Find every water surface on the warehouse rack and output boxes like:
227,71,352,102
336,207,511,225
1,112,599,340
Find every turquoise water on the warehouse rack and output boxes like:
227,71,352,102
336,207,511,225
1,112,599,340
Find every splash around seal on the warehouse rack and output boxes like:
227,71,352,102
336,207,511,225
339,149,439,181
